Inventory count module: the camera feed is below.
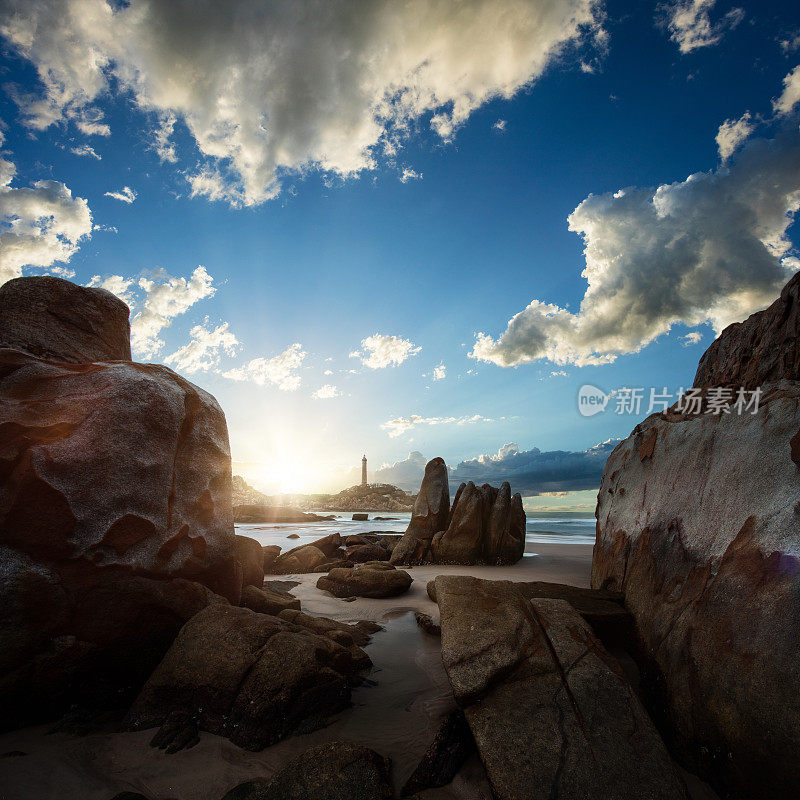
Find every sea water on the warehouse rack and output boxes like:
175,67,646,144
236,510,596,549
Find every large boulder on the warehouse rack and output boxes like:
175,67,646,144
0,276,131,363
390,457,450,564
124,604,371,751
240,584,300,615
221,741,392,800
435,576,688,800
392,459,526,566
0,276,239,729
592,279,800,799
316,563,412,598
236,535,264,588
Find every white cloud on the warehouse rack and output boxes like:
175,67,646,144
350,333,421,369
312,383,342,399
550,370,568,377
1,0,603,206
716,111,754,161
780,32,800,54
164,321,239,373
104,186,136,203
431,363,446,381
681,331,704,346
493,119,507,131
70,143,100,159
661,0,744,54
223,343,306,391
774,65,800,117
87,274,133,304
471,122,800,369
130,265,216,359
381,413,495,438
153,113,178,163
0,145,92,285
323,369,334,376
400,167,421,183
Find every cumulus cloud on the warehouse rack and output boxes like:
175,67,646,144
680,331,704,346
351,333,421,369
471,122,800,368
70,143,100,159
0,144,92,285
431,363,446,381
716,111,754,161
104,186,136,203
450,439,619,493
312,383,342,399
0,0,603,205
382,413,496,438
223,343,306,391
661,0,744,54
129,266,216,359
400,167,421,183
372,451,428,490
164,321,239,373
87,273,133,304
774,65,800,117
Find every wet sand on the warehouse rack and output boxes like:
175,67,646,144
0,544,592,800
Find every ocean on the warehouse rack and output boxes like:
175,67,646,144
236,509,597,549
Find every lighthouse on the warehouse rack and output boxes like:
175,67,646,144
361,455,367,486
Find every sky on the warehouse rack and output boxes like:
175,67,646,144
1,0,799,499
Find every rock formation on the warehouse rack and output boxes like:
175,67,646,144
124,604,374,751
391,458,525,566
316,562,413,598
0,276,238,729
592,272,800,799
435,575,688,800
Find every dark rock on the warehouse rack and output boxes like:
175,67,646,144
272,545,328,574
109,794,152,800
345,542,390,563
352,513,369,521
373,517,398,521
400,710,474,796
317,563,412,598
236,535,264,588
693,270,800,389
240,584,300,615
414,611,440,637
390,457,450,565
0,276,131,363
124,604,370,751
436,575,688,800
262,545,281,573
149,709,200,754
222,741,392,800
426,580,437,602
234,506,334,523
287,533,300,539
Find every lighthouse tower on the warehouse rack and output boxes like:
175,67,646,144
361,455,367,486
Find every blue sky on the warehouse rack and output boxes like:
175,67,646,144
1,0,799,495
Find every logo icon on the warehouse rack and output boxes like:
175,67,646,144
577,384,610,417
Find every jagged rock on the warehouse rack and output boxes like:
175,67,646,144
272,545,328,574
236,535,264,588
413,611,440,637
316,563,413,598
125,604,370,751
593,277,800,799
0,276,131,363
240,584,300,615
262,545,281,573
400,710,474,796
221,741,392,800
436,575,688,800
390,457,450,565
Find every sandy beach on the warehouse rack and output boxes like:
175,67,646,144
0,544,593,800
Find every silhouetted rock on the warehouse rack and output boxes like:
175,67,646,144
0,276,131,363
262,545,281,573
236,535,264,588
413,611,440,637
317,563,412,598
234,505,334,523
125,604,370,751
222,741,392,800
390,457,450,565
345,542,390,563
352,513,368,521
272,545,328,574
593,274,800,800
240,584,300,615
400,710,474,796
436,576,688,800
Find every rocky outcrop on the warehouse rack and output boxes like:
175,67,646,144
0,276,239,729
236,535,264,588
316,563,412,598
592,274,800,799
233,505,334,523
221,741,393,800
392,458,526,566
316,482,416,512
124,604,372,751
435,576,688,800
240,584,300,615
0,275,131,363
